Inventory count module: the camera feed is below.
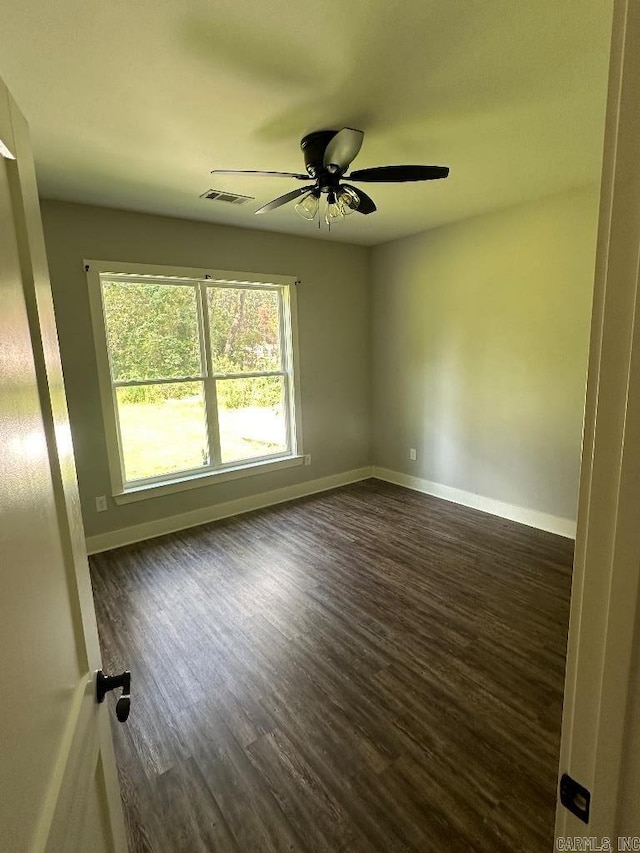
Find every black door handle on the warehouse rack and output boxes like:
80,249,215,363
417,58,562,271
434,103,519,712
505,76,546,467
96,669,131,722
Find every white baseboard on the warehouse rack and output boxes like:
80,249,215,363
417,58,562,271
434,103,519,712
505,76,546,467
372,467,577,539
86,466,374,554
86,464,576,553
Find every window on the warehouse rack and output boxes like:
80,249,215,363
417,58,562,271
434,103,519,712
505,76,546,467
86,261,302,501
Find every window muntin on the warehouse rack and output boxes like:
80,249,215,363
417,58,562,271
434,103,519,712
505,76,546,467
97,271,298,490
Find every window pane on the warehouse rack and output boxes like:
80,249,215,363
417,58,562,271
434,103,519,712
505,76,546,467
102,281,201,381
208,287,281,374
217,376,287,463
116,382,208,481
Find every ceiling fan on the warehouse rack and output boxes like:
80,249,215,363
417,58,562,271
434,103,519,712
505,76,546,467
211,128,449,226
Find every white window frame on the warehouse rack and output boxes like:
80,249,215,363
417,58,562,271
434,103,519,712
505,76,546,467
85,259,304,504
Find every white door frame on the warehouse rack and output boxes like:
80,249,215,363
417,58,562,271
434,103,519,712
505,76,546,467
556,0,640,837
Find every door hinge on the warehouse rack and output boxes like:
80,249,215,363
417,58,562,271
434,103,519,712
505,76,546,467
560,773,591,824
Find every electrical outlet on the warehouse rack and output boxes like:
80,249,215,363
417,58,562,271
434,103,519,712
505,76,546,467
95,495,108,512
304,454,312,466
409,448,417,461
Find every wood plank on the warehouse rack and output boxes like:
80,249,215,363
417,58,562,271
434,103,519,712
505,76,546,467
90,479,572,852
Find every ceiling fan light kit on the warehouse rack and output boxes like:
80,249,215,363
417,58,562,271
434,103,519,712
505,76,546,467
294,187,320,220
211,127,449,229
337,186,360,215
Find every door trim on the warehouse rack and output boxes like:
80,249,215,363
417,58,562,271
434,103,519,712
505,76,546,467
556,0,640,836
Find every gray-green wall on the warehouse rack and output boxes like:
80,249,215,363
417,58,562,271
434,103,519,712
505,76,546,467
40,200,371,539
41,187,600,543
371,186,600,520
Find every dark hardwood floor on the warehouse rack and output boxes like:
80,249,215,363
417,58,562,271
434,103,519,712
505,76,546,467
90,479,573,853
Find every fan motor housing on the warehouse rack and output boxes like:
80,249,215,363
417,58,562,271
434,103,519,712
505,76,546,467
300,130,339,179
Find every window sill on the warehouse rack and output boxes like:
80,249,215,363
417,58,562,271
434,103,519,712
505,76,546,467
112,455,305,505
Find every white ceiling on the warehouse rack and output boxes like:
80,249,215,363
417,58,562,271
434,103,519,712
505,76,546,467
0,0,613,246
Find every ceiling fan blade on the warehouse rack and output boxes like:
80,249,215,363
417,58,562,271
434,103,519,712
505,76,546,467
348,165,450,182
211,169,311,180
342,184,377,215
254,186,312,215
323,128,364,173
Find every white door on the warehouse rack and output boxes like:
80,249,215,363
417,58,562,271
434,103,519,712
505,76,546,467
556,0,640,839
0,78,127,851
